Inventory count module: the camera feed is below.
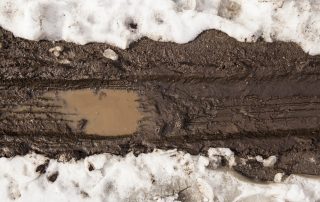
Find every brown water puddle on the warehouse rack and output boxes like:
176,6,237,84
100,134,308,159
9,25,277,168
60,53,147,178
45,89,142,136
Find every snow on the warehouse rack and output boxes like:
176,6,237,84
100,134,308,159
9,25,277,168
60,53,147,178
256,155,277,167
0,148,320,202
103,48,119,60
0,0,320,54
274,173,285,183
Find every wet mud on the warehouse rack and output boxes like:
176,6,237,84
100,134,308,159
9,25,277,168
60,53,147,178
1,27,320,181
44,89,142,136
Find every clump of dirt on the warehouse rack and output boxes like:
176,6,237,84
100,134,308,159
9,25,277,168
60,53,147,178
47,172,59,183
36,160,50,174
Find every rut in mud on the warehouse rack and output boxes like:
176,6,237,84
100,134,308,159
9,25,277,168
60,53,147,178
1,27,320,181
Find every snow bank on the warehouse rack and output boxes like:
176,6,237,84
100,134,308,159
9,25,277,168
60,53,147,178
0,149,320,202
0,0,320,54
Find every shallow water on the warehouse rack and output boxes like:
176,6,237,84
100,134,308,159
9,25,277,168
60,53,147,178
46,89,142,136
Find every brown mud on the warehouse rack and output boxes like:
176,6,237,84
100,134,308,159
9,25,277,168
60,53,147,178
44,89,142,136
1,27,320,181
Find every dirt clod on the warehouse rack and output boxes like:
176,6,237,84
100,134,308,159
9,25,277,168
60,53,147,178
88,163,95,171
36,160,50,174
47,172,59,182
80,191,89,198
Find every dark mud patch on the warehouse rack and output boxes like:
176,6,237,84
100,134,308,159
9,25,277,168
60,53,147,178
1,27,320,181
47,172,59,183
36,159,50,174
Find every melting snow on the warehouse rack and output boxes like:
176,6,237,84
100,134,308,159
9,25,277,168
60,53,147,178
0,149,319,201
0,0,320,54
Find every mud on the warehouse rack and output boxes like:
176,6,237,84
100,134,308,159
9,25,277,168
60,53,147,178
1,27,320,181
44,89,142,136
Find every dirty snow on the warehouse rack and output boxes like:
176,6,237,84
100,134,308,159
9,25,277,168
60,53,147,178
0,148,320,202
1,0,320,54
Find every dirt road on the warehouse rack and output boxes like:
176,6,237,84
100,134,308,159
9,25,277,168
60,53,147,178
1,27,320,181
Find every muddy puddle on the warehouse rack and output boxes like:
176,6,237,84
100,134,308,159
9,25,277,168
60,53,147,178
45,89,142,136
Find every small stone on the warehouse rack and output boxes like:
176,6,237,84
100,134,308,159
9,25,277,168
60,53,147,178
103,48,118,61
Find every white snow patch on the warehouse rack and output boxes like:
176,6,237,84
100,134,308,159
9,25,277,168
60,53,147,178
274,172,285,183
256,155,277,167
0,149,320,201
1,0,320,54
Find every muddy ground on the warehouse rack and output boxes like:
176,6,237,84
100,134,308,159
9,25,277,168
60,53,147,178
1,27,320,181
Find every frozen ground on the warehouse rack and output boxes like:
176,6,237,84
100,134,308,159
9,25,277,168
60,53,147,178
1,0,320,54
0,148,319,202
